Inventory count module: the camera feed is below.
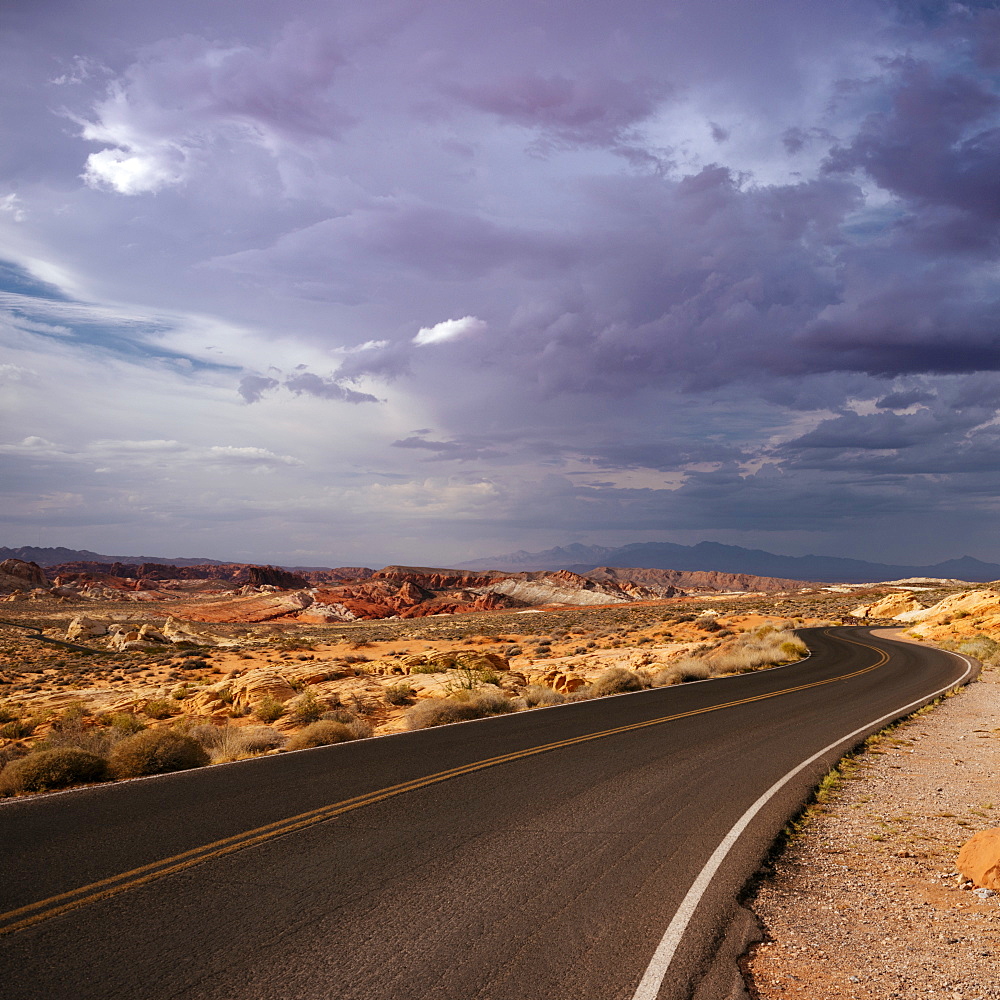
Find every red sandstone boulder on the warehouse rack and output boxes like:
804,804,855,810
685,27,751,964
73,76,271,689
958,827,1000,890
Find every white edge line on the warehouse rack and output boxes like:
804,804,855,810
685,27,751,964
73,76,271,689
630,650,975,1000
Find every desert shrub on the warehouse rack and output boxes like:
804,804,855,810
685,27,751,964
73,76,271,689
187,723,224,749
142,699,176,721
107,712,146,736
40,717,115,756
522,685,566,707
286,689,326,724
316,707,370,736
590,667,648,697
405,689,515,730
253,696,286,722
234,726,285,754
409,663,442,674
0,702,22,725
0,744,27,772
0,718,35,740
57,701,89,723
109,729,210,778
384,683,416,706
286,721,361,751
0,748,109,795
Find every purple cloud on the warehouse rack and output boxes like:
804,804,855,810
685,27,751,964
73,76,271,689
449,72,670,152
826,59,1000,217
238,374,279,403
80,23,355,194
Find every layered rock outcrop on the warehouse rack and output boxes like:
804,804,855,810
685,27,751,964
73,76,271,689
400,650,509,674
169,590,314,623
474,569,661,606
850,591,925,619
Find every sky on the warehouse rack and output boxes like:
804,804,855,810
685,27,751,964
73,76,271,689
4,0,1000,568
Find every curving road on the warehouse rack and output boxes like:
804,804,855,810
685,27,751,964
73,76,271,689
0,627,974,999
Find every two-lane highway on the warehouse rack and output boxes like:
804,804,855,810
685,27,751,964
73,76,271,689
0,628,974,999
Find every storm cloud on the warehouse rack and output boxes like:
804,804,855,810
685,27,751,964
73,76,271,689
5,0,1000,566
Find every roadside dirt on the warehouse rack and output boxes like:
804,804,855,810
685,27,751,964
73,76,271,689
743,643,1000,999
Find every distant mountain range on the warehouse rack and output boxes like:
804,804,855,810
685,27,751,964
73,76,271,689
8,541,1000,585
458,541,1000,584
0,546,225,568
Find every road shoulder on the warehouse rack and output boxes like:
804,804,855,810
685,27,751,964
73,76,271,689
742,656,1000,998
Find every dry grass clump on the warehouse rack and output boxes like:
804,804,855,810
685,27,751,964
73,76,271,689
285,720,363,751
405,689,515,730
706,629,806,674
588,667,650,697
0,749,109,796
654,658,713,686
522,685,566,707
188,724,285,762
954,635,1000,667
108,729,210,778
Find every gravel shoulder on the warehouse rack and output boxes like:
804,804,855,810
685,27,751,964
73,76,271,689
743,636,1000,999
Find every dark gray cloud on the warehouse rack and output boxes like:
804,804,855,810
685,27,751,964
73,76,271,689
875,388,936,409
283,372,379,403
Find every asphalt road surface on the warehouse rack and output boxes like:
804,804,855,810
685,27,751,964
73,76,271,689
0,627,974,1000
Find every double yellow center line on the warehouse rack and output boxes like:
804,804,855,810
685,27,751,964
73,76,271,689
1,631,888,936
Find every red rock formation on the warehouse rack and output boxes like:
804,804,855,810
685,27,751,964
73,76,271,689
245,565,310,589
0,558,49,592
47,561,369,587
374,566,506,589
